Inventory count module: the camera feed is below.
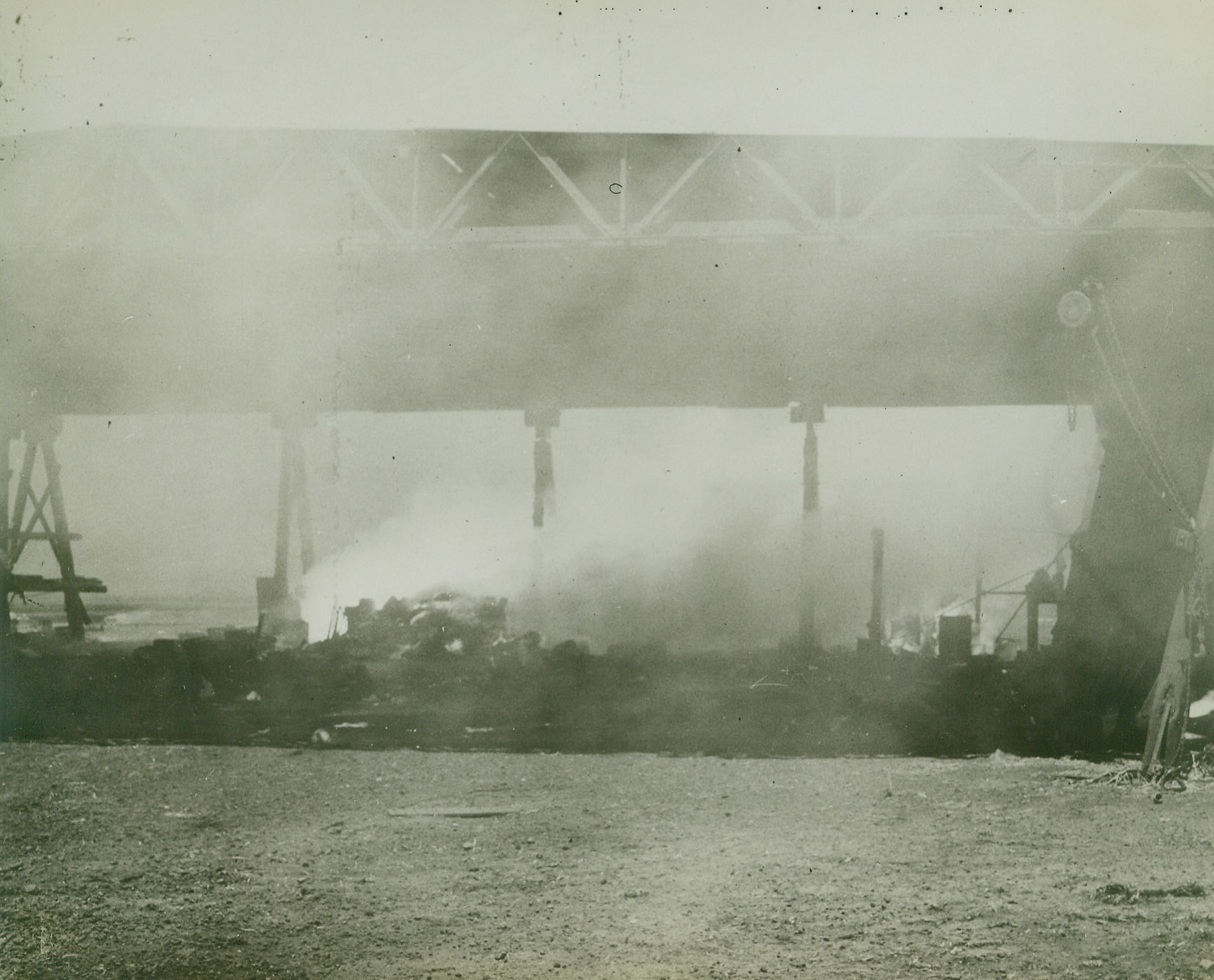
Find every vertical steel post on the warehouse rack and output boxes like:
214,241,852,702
273,429,293,590
974,568,983,635
532,426,553,528
868,527,885,647
525,407,559,639
525,407,559,529
260,414,316,632
791,402,824,649
291,439,316,575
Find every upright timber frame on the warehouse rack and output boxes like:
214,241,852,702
256,415,315,639
1,417,105,639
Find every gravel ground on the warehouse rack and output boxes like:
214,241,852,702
2,743,1213,979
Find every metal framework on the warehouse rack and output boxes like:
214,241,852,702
3,127,1213,420
4,128,1214,249
2,419,105,639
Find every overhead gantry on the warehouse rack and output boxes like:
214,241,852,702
5,127,1214,416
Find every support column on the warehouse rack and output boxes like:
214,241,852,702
525,407,559,639
791,402,824,650
868,527,885,648
525,407,560,529
257,414,315,642
974,566,984,638
3,417,105,640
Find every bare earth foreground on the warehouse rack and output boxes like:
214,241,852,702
1,745,1212,980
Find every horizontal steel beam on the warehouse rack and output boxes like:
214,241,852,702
4,128,1213,249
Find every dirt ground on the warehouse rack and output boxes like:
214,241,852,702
1,744,1212,980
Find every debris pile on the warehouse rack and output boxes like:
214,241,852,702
335,593,519,662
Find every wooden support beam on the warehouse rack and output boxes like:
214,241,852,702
9,575,107,594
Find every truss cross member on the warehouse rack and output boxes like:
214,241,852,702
256,414,316,642
526,407,560,530
2,416,104,640
791,402,824,650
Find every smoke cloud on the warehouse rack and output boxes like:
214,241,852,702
299,404,1102,652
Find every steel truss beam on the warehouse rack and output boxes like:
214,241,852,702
5,128,1213,251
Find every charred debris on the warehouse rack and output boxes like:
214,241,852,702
4,576,1211,758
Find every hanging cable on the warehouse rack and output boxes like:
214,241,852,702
936,541,1072,616
1088,280,1193,529
994,596,1029,644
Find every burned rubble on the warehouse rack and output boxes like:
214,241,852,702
5,582,1210,759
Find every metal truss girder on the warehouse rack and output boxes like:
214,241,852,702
4,128,1214,250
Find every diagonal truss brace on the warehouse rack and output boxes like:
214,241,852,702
1077,168,1144,225
636,138,726,232
429,134,516,234
329,144,411,242
518,135,615,238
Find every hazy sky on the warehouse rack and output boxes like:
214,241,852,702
3,1,1209,647
2,0,1212,142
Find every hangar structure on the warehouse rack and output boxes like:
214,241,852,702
2,125,1214,749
